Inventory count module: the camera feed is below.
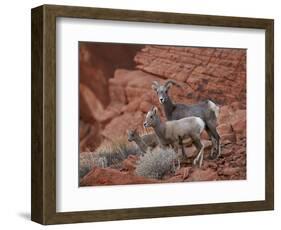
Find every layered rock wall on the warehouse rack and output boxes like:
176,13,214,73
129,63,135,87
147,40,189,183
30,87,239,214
80,45,246,152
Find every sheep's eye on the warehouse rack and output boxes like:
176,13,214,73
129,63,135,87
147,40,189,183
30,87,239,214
150,115,153,119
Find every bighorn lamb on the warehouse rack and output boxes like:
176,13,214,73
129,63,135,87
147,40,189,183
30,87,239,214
127,129,158,153
143,107,205,167
152,80,220,158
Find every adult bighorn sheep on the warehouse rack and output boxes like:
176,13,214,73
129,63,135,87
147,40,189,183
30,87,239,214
152,80,220,158
143,106,205,167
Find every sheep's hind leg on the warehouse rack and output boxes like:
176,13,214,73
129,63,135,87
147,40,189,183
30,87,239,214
199,147,204,168
205,127,216,159
194,146,204,168
192,136,204,167
206,122,221,159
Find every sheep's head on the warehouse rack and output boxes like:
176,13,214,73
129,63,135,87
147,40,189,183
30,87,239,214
151,80,182,104
127,129,138,142
144,106,158,128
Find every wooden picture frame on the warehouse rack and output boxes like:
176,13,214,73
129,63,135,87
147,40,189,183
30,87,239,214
31,4,274,225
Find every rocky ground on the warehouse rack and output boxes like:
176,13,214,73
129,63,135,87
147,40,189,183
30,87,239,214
79,44,246,185
80,141,246,186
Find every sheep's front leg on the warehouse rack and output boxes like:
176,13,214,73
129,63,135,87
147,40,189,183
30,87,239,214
198,147,204,168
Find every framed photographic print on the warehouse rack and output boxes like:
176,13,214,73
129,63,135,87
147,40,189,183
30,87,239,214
31,4,274,225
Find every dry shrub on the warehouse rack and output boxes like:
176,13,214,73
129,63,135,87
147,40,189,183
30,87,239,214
135,147,178,179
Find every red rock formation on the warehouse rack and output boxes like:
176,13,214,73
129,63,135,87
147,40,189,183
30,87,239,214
80,43,143,106
79,43,143,151
135,46,246,106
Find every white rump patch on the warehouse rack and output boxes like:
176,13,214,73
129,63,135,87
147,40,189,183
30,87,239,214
208,100,220,118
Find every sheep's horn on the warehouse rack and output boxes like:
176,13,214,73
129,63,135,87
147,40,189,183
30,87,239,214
164,80,182,88
152,81,160,88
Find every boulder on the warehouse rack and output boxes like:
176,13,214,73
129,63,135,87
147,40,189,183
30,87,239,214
80,167,158,186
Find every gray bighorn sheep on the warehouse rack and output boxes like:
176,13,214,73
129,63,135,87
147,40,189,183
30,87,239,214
152,80,220,158
127,129,158,153
143,107,205,167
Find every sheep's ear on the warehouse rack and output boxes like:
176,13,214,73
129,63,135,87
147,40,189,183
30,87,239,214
165,81,173,90
151,84,157,91
151,81,159,91
152,106,158,115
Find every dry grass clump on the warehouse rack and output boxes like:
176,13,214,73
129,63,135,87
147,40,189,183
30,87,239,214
79,138,140,179
135,147,178,179
79,151,106,179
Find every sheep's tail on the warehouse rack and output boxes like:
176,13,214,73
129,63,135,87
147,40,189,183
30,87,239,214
207,100,219,119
